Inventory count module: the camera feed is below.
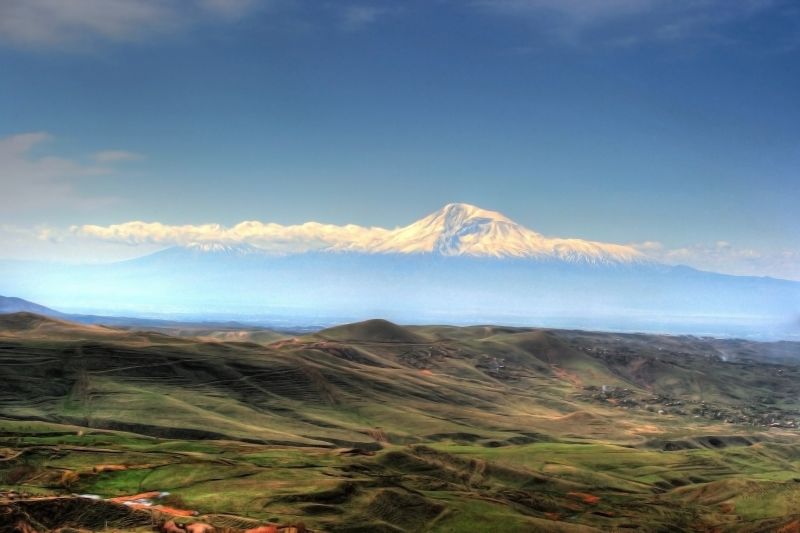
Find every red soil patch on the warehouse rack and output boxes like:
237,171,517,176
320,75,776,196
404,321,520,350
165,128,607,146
777,519,800,533
110,492,197,517
567,492,601,505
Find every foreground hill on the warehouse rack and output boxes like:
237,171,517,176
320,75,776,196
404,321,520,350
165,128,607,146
3,314,800,530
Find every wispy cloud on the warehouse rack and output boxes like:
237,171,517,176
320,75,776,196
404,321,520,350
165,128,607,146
633,240,800,280
340,5,394,32
0,132,137,212
474,0,793,48
0,0,268,48
0,0,411,49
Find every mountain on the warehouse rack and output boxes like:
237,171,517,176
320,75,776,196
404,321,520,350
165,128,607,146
0,295,64,316
1,204,798,338
361,203,644,263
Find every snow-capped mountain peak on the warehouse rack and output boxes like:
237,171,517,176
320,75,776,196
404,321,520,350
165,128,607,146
371,203,532,256
435,202,514,225
368,203,644,263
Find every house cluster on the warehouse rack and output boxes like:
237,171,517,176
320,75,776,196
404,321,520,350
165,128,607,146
578,385,800,429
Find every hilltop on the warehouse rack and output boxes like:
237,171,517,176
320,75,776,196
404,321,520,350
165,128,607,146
318,319,431,344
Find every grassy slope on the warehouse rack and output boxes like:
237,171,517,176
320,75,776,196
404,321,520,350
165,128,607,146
2,314,800,531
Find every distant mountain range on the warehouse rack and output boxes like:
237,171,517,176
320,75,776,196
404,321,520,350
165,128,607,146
2,204,799,339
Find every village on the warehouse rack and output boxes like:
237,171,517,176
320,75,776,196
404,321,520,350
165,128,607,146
577,384,800,430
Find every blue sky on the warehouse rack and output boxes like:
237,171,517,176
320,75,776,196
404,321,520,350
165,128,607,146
1,0,799,279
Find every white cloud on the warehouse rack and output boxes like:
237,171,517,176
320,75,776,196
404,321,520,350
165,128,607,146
0,0,268,48
74,220,392,254
0,132,136,212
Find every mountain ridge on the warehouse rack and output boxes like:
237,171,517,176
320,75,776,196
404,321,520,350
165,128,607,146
0,295,64,317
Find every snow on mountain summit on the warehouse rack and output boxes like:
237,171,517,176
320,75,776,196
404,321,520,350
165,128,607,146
364,203,644,264
370,203,525,255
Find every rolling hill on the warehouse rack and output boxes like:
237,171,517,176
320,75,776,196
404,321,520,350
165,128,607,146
3,314,800,530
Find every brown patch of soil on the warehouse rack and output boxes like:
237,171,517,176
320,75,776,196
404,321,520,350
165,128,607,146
567,492,600,505
551,365,583,387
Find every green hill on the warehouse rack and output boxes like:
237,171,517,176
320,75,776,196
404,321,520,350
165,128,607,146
2,314,800,531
